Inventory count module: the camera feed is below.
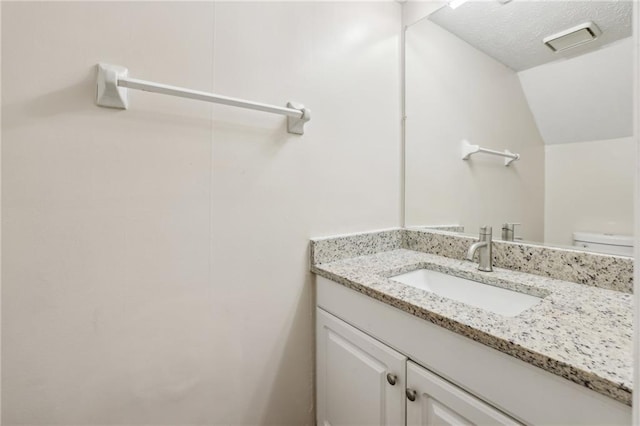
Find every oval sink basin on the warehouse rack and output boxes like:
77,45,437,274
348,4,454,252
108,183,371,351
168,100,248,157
390,269,542,317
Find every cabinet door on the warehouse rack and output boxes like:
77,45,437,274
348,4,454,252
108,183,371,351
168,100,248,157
317,308,406,426
406,361,521,426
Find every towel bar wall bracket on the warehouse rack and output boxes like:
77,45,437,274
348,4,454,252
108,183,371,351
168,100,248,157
461,139,520,166
97,64,129,109
286,102,310,135
95,63,311,135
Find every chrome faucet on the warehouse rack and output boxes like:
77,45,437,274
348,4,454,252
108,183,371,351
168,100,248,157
501,223,520,241
466,226,493,272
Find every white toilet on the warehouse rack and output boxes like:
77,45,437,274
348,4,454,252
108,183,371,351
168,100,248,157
572,232,634,256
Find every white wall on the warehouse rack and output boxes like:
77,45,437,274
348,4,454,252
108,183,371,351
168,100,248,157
404,19,545,241
544,137,636,247
518,37,634,145
1,2,401,424
402,1,445,27
517,38,635,247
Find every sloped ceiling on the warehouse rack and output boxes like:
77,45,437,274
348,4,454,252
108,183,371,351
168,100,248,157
518,37,633,144
426,0,633,144
428,0,632,71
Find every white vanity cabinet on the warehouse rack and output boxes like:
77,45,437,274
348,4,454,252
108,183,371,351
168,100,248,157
316,308,406,426
317,307,520,426
315,276,632,426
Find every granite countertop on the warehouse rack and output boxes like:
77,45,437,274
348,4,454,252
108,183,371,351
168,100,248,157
312,248,633,405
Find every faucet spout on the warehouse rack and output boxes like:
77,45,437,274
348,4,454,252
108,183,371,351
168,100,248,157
466,241,488,261
467,226,493,272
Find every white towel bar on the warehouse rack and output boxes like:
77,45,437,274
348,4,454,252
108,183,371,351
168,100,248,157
461,140,520,166
95,63,311,135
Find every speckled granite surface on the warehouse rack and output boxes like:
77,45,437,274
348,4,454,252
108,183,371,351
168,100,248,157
311,228,402,264
312,249,633,405
412,225,465,233
312,228,633,293
404,229,634,293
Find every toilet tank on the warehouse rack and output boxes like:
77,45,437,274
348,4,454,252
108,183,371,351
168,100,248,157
572,232,634,256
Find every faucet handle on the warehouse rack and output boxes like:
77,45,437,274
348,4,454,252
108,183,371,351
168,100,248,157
502,222,521,229
501,223,520,241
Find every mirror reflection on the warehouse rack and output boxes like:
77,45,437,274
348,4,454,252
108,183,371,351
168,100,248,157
404,0,634,256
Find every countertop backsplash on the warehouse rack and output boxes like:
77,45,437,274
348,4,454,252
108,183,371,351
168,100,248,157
312,228,633,293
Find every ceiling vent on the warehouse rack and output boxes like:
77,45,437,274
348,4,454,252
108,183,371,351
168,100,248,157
543,22,602,52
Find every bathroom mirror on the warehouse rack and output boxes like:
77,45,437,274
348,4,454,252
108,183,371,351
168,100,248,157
404,0,635,255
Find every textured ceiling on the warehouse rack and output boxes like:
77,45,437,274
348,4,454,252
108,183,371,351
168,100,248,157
428,0,632,71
